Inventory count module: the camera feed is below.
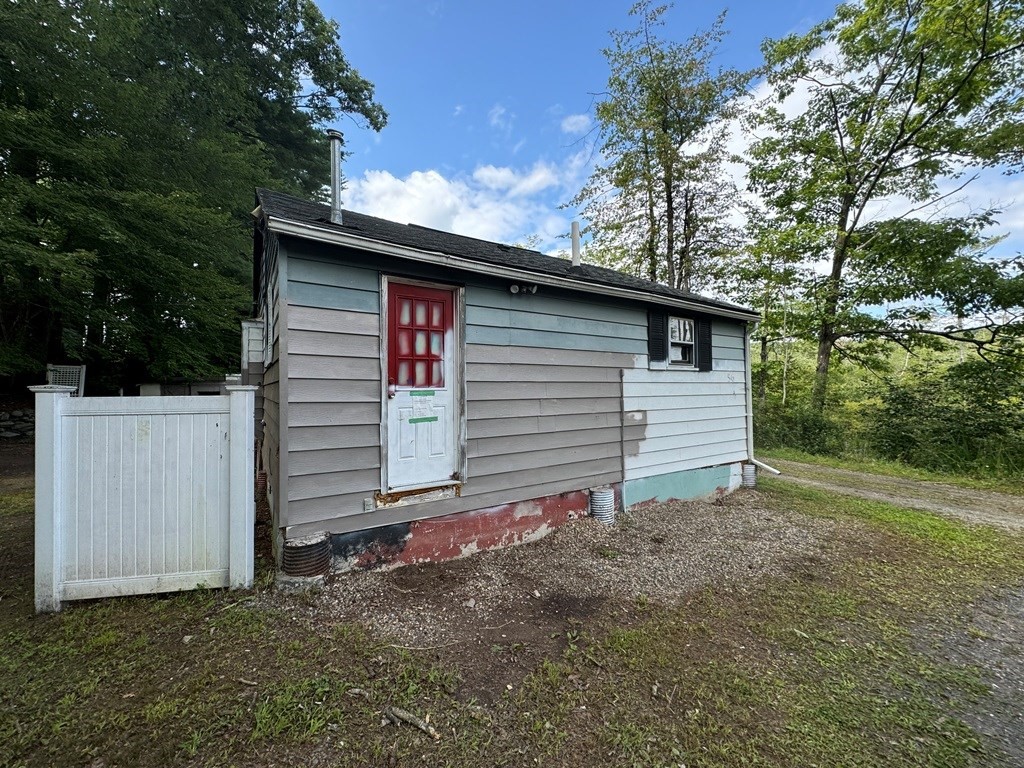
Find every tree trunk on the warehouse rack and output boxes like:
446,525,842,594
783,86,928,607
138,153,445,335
810,196,854,412
758,334,768,404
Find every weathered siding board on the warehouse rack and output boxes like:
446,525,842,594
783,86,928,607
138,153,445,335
288,258,379,313
711,320,746,362
467,344,638,369
469,426,621,458
467,325,641,353
284,295,383,523
288,424,381,452
471,412,622,439
289,378,380,404
622,321,750,481
286,467,622,533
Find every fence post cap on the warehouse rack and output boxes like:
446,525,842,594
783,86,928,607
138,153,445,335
28,385,77,394
224,385,259,392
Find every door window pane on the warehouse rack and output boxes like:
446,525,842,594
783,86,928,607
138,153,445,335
414,330,428,355
430,332,443,356
414,361,428,386
415,301,428,326
430,302,444,328
398,330,411,356
399,299,412,326
397,360,411,386
431,361,443,387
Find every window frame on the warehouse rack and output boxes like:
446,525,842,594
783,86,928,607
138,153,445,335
667,316,696,368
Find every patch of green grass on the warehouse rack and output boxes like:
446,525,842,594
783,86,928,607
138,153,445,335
0,489,32,517
759,447,1024,495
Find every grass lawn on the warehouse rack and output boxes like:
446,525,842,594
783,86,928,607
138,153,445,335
2,473,1023,767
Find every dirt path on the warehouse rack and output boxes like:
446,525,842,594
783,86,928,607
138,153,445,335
768,458,1024,530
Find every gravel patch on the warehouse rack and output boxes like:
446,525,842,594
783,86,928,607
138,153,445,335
917,589,1024,767
296,489,844,646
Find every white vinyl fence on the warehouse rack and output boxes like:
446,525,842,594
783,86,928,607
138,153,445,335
31,385,257,613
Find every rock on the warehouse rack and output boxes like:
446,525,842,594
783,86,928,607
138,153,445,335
0,431,19,438
276,572,325,594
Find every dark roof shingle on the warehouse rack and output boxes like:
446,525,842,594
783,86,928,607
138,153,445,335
256,188,757,319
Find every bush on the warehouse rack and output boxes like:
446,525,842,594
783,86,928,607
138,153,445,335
870,360,1024,477
754,401,848,456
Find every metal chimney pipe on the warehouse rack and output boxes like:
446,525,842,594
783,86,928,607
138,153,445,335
571,221,581,267
327,129,344,225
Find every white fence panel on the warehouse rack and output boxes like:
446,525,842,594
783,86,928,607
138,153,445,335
32,385,256,612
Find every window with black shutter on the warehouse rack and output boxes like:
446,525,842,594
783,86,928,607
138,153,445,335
648,311,714,371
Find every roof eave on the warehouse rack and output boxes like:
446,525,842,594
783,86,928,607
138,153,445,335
265,215,760,322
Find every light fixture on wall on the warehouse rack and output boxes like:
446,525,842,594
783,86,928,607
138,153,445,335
509,283,538,295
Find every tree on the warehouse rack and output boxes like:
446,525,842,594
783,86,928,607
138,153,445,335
0,0,386,392
748,0,1024,411
573,2,751,293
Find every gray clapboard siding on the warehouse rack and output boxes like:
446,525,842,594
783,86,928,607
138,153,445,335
288,257,379,313
288,355,380,380
625,444,748,474
466,396,622,420
289,378,380,404
288,424,381,452
471,412,622,439
468,426,621,458
284,302,383,525
288,306,378,335
288,329,379,358
289,402,380,428
468,363,622,383
467,325,641,354
468,381,621,401
289,467,381,502
470,441,619,475
466,344,638,369
290,446,381,477
468,287,644,326
624,414,747,440
467,305,647,341
711,320,747,362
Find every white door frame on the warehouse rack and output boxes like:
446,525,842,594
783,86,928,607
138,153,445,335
379,275,467,501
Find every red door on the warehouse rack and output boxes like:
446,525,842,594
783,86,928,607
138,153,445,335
385,282,460,491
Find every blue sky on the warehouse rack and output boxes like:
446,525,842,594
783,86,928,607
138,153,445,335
320,0,1023,259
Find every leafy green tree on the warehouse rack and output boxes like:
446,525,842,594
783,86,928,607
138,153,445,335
0,0,385,392
573,2,751,292
748,0,1024,411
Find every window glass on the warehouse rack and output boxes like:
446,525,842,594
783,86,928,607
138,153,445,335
669,317,695,367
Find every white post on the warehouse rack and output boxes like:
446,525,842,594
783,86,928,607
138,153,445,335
226,385,257,588
29,385,76,613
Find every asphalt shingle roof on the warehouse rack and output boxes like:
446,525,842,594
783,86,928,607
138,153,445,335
256,188,757,319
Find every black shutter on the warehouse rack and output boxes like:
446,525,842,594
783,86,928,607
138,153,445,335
648,309,668,362
697,318,713,372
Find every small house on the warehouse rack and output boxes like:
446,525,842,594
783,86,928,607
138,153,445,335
251,174,760,569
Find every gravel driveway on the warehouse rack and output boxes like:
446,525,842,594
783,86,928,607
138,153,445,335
769,458,1024,530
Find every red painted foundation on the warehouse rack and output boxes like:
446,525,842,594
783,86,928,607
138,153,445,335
336,488,606,571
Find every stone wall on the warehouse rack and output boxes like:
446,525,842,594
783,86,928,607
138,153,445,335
0,409,35,439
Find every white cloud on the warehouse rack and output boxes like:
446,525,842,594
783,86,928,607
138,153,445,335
344,154,592,253
452,104,463,117
560,114,591,134
488,103,512,132
473,162,559,197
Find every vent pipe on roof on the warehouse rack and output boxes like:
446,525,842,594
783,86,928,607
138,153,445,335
571,221,581,267
327,129,344,225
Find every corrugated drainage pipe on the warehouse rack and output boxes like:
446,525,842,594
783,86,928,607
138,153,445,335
282,531,331,577
742,463,757,488
589,486,616,525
